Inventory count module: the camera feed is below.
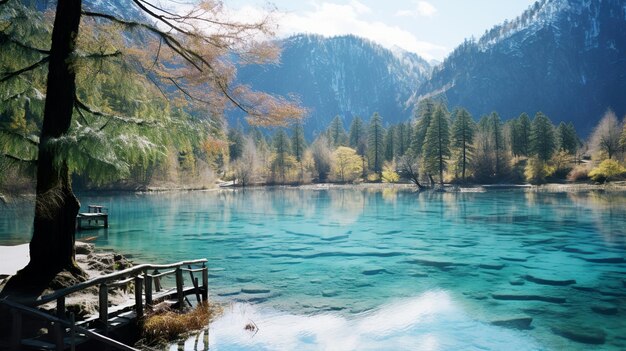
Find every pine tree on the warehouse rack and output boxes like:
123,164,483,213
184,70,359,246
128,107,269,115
557,121,580,155
411,98,436,156
291,122,306,162
422,105,451,185
530,112,556,162
368,112,385,177
488,112,506,177
272,129,292,184
228,126,244,161
394,122,410,158
516,113,532,157
384,125,395,162
451,108,475,182
348,116,366,156
328,115,348,147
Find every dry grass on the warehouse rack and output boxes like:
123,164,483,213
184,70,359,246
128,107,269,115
140,301,222,346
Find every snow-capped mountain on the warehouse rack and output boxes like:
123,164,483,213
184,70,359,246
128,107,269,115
416,0,626,135
236,34,431,138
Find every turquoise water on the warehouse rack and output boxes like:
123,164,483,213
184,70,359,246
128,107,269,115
1,188,626,350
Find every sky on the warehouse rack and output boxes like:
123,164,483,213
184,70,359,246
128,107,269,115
224,0,537,61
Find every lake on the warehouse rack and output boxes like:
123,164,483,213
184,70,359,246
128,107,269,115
1,188,625,350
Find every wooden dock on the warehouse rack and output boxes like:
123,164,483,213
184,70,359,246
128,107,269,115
77,205,108,230
1,259,208,350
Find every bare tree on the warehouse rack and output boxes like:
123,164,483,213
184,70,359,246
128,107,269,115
590,110,622,160
398,154,424,189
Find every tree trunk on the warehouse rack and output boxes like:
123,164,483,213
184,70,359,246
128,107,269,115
1,0,84,299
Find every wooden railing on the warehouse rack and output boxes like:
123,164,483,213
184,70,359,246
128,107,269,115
1,258,208,351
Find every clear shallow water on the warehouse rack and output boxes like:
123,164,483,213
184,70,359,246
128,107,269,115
1,188,626,350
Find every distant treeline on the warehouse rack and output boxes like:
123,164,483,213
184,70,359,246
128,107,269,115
223,98,626,187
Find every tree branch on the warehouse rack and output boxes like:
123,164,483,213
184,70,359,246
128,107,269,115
75,97,152,131
0,56,49,83
3,153,37,164
78,50,122,60
0,33,50,55
0,129,39,146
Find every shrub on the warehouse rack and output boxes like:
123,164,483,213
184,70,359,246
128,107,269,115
566,165,590,182
141,302,221,346
524,157,555,184
588,159,626,183
381,162,400,183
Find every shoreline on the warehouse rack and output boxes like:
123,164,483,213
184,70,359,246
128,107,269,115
3,181,626,199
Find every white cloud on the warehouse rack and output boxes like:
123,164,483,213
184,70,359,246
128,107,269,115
395,1,437,18
274,1,446,60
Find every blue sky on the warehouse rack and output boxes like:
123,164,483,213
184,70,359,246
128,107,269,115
226,0,537,61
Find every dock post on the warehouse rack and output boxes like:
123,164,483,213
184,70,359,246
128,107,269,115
201,264,208,302
134,276,144,319
145,274,153,307
176,267,184,311
56,296,65,319
98,283,108,332
10,309,22,351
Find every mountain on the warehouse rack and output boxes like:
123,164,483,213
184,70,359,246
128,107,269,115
416,0,626,135
236,34,431,138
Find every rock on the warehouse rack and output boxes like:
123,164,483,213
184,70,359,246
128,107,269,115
362,267,386,275
525,274,576,286
552,326,606,345
479,263,505,270
509,278,525,286
322,290,338,297
572,285,597,292
236,276,255,283
591,305,618,315
492,294,566,304
491,317,533,330
217,289,241,296
582,257,625,264
499,256,528,262
75,242,94,255
562,247,595,255
241,286,271,294
407,258,466,269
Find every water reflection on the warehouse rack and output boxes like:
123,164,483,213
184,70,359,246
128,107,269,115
178,291,542,351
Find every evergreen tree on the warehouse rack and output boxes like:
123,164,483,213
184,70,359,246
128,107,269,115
514,113,532,157
291,122,306,182
228,126,244,161
394,122,407,157
328,115,348,147
557,121,580,155
451,108,475,181
411,98,436,156
423,105,451,185
291,122,306,162
348,116,366,156
368,112,385,177
384,125,395,162
272,129,292,184
530,112,556,162
488,112,506,177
